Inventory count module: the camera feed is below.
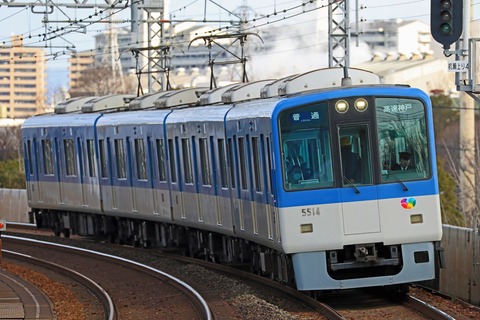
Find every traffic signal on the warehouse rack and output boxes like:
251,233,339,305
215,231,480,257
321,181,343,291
430,0,463,50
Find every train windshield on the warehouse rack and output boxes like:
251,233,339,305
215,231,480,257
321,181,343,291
376,97,431,182
279,102,334,190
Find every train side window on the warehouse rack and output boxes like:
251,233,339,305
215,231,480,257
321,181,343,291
181,138,193,184
227,138,236,189
265,136,273,192
115,139,127,179
64,139,77,176
199,138,211,186
168,139,177,183
42,139,54,175
99,139,108,178
156,139,167,182
251,136,262,192
86,139,96,177
26,140,33,175
238,137,248,190
218,139,228,188
135,138,147,180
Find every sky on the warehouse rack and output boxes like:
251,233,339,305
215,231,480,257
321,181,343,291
0,0,478,91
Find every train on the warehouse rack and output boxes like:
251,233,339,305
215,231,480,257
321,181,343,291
21,67,443,291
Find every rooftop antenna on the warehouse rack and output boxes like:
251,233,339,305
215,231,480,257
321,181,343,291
341,66,352,86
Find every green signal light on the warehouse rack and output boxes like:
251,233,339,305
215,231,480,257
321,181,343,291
441,23,452,34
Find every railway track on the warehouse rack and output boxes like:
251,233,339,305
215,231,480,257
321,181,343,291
2,235,213,320
3,227,475,320
3,248,114,320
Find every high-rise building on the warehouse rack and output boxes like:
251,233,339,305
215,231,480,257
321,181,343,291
0,35,47,119
68,51,95,89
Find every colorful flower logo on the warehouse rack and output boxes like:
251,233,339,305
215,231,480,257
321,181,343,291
401,197,416,209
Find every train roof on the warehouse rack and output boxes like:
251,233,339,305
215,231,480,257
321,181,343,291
47,67,391,122
166,104,233,123
96,108,172,126
22,112,101,128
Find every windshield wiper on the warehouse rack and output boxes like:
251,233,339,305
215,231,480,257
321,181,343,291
343,176,360,194
384,165,408,191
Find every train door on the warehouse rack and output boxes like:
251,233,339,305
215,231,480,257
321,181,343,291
264,135,277,242
54,137,65,204
168,137,185,220
337,125,381,235
251,134,268,237
227,136,242,233
24,138,40,204
179,136,200,222
78,137,87,206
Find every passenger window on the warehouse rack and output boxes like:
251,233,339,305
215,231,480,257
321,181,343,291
64,139,77,176
86,139,96,177
99,139,108,178
156,139,167,182
199,138,211,186
135,139,147,180
115,139,126,179
42,139,54,175
181,138,193,184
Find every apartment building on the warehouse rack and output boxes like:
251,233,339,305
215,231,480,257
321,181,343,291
0,35,47,119
68,51,95,96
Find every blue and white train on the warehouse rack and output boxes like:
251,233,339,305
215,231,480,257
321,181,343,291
22,67,443,291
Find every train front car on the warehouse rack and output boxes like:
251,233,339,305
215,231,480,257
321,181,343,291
273,84,442,291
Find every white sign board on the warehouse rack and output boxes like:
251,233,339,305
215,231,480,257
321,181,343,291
448,61,469,72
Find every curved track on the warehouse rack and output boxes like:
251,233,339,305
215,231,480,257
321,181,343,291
3,248,115,320
3,235,213,320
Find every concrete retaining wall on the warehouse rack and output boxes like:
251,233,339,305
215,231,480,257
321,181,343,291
440,225,480,305
0,188,30,223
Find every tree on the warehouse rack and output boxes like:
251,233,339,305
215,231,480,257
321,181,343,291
69,66,136,97
0,126,24,189
437,157,463,226
0,159,25,189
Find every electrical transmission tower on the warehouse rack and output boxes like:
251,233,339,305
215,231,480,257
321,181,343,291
328,0,350,68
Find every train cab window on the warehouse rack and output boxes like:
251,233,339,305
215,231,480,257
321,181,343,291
279,102,334,191
338,126,372,186
115,139,127,179
42,139,54,175
135,139,147,180
376,98,430,182
64,139,77,176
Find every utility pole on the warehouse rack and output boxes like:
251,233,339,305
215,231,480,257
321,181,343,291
458,0,475,227
431,0,476,226
327,0,360,68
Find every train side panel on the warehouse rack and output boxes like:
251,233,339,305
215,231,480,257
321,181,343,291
225,99,281,250
166,105,236,236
